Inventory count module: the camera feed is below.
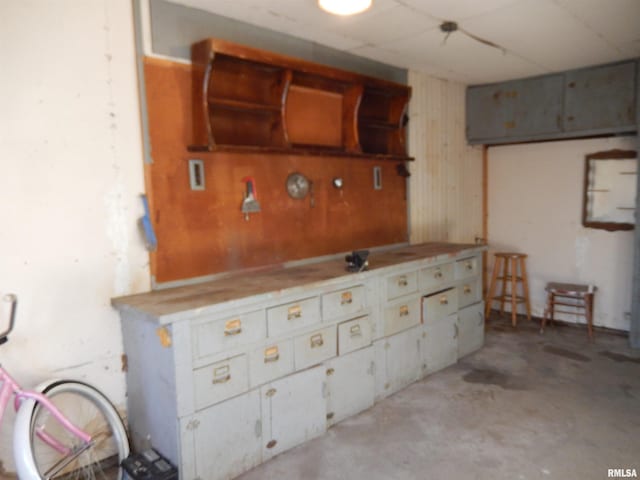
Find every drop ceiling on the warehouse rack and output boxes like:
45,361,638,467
170,0,640,84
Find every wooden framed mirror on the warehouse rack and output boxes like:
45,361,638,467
582,149,638,231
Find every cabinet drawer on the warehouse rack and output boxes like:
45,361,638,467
386,271,418,300
248,340,294,388
383,297,421,336
193,354,248,410
267,297,320,337
322,285,365,320
458,278,481,309
455,256,479,279
192,310,265,363
293,325,337,370
337,315,372,355
422,288,457,326
419,263,454,292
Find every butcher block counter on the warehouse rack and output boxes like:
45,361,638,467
113,242,486,480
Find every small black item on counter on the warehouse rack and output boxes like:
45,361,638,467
345,250,369,272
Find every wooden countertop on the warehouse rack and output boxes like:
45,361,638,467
112,242,484,320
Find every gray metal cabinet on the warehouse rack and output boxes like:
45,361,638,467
380,325,423,397
325,346,375,426
457,302,485,358
421,315,458,375
466,59,638,144
261,366,326,460
564,61,637,134
179,390,262,480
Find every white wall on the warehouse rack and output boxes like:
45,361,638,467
408,71,484,244
0,0,149,472
488,137,636,331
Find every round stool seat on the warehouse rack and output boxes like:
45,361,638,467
495,252,528,259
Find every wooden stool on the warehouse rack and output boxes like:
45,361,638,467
541,282,596,341
485,252,531,326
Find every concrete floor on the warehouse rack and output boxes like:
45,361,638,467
238,314,640,480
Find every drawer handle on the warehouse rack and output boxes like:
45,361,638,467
310,333,324,348
440,296,449,305
398,276,408,287
478,311,484,326
212,365,231,384
454,323,459,339
287,305,302,320
264,346,280,363
465,262,473,271
326,368,335,376
399,305,409,317
340,291,353,305
224,319,242,336
464,285,472,294
266,439,277,449
266,388,277,397
349,324,362,337
434,270,443,279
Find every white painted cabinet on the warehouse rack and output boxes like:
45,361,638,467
260,366,326,460
421,315,458,375
457,302,485,358
180,390,262,480
325,346,375,426
115,244,486,480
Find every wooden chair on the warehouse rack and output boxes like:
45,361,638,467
541,282,596,341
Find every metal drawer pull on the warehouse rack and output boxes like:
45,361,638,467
463,285,472,294
399,305,409,317
224,319,242,336
440,296,449,305
340,291,353,305
326,368,335,376
212,365,231,384
310,333,324,348
398,276,408,287
454,324,459,339
266,388,277,397
264,346,280,363
465,262,473,271
266,440,277,449
287,305,302,320
434,270,443,279
349,324,362,337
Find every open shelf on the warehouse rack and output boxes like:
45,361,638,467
191,38,412,159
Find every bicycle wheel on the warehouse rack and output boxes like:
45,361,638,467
14,380,130,479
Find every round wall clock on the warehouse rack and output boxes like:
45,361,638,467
286,172,310,199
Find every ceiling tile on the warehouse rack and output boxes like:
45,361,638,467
461,0,625,72
397,0,524,21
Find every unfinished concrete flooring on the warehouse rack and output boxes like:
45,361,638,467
238,314,640,480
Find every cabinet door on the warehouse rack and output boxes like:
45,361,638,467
421,315,458,375
180,389,262,480
384,325,423,396
261,366,326,460
458,303,485,358
325,346,375,426
564,61,636,133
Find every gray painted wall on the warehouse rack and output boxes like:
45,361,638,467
149,0,407,84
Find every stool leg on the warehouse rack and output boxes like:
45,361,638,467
520,257,532,321
485,257,501,319
585,293,594,342
550,293,555,325
510,257,517,327
500,257,509,315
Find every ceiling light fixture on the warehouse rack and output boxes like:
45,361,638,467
318,0,372,16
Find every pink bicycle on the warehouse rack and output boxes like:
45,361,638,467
0,294,130,479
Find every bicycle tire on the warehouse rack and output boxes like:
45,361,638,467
13,380,130,479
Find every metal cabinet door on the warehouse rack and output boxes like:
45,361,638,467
261,366,326,460
421,315,458,375
458,302,485,358
384,325,423,396
325,346,375,426
180,389,262,480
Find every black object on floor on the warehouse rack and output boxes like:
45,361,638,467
122,449,178,480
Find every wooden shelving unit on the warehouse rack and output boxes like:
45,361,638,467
190,38,412,160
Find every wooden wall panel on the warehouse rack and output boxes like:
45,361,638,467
144,57,408,283
407,72,483,244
